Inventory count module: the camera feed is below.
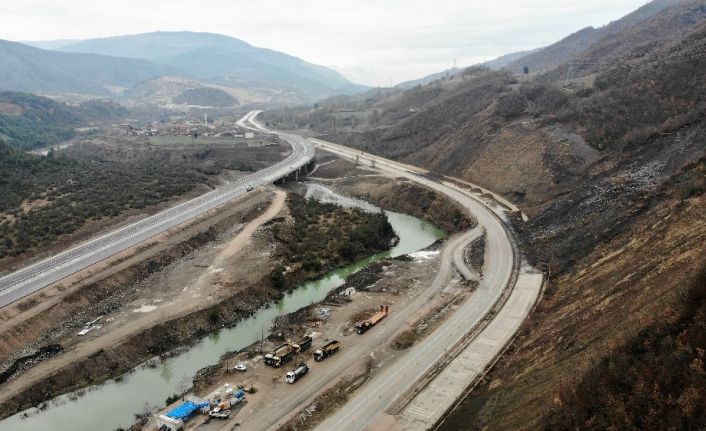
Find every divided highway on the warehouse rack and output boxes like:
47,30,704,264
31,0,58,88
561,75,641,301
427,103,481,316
0,111,314,309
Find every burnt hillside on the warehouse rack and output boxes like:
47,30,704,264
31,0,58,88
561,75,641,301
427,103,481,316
264,0,706,427
266,0,706,272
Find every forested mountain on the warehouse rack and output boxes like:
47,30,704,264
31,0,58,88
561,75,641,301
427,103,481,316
0,40,174,96
173,87,238,107
0,92,127,150
1,32,366,104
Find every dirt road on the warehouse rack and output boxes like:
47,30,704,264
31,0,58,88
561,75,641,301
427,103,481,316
216,189,285,263
0,188,286,410
223,226,479,430
309,139,522,431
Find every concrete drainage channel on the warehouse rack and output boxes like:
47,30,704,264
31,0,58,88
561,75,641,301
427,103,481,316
387,221,521,417
432,273,548,431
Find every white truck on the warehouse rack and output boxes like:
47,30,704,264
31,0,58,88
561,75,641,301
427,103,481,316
285,362,309,384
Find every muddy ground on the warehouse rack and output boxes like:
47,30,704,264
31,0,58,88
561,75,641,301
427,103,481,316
0,151,477,426
144,248,457,431
0,187,284,420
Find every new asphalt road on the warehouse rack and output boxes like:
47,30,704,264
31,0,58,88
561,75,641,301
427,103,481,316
310,139,537,431
0,111,314,309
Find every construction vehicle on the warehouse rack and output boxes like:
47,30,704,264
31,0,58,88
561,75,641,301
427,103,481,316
264,343,295,367
264,343,288,365
355,305,389,334
293,335,312,353
314,340,340,362
285,362,309,384
208,409,231,419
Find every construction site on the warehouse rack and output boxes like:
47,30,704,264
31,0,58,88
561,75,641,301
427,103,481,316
0,137,501,431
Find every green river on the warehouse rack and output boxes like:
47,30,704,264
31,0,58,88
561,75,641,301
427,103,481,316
0,185,442,431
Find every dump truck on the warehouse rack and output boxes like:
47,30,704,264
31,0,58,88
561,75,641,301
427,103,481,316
293,335,312,353
264,343,295,367
264,343,288,365
314,340,340,362
285,362,309,384
355,305,389,334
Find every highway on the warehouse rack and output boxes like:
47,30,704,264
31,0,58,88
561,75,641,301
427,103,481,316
309,139,540,431
453,233,481,282
232,225,484,431
0,111,314,309
215,129,516,431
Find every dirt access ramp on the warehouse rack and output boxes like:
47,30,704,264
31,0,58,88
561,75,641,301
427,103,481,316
0,188,287,418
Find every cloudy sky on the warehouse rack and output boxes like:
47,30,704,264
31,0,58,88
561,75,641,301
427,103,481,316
1,0,649,86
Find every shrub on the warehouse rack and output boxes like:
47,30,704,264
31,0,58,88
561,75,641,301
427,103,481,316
165,393,179,405
495,91,527,119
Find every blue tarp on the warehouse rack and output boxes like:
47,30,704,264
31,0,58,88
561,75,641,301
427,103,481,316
165,401,208,420
234,389,245,399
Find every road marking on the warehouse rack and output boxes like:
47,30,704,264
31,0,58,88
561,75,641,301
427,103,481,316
407,405,433,418
477,337,497,346
430,384,453,395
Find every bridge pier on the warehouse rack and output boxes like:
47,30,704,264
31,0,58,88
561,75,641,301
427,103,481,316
273,157,316,186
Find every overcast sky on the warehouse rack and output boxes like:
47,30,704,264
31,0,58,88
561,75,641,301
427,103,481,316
1,0,649,86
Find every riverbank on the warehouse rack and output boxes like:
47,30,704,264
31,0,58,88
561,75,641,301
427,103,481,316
0,183,442,431
145,236,447,431
309,151,475,234
0,190,282,422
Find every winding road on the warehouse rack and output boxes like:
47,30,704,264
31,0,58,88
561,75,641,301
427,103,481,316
220,118,541,431
0,111,314,309
1,111,540,431
216,120,541,431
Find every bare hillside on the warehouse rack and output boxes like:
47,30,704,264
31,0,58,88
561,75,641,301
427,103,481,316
263,1,706,427
504,0,682,74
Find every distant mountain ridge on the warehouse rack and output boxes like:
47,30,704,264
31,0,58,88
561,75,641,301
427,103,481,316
482,48,541,70
1,32,366,104
0,39,174,96
21,39,82,50
58,31,365,98
393,47,542,90
395,68,460,89
504,0,682,73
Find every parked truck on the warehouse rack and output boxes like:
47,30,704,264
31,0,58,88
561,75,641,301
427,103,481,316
293,335,312,353
355,305,389,334
285,362,309,384
314,340,341,362
264,343,295,367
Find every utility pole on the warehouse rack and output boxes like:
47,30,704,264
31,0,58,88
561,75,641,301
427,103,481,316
260,326,264,353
